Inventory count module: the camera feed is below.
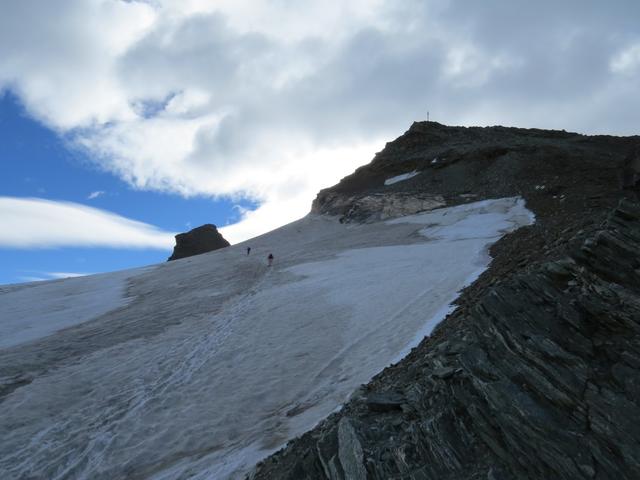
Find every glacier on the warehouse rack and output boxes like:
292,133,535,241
0,197,533,479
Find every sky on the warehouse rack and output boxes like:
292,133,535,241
1,0,639,284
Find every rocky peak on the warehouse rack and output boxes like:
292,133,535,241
167,224,230,261
312,122,639,222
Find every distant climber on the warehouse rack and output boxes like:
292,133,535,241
247,247,251,256
268,253,274,266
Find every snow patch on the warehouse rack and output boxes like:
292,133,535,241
388,197,535,240
384,170,419,185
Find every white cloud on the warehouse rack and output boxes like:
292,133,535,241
87,190,105,200
218,141,381,243
1,1,639,242
0,197,175,249
0,0,155,130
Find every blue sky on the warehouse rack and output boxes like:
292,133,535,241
0,92,254,284
1,1,638,285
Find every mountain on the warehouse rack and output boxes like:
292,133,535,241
1,122,639,479
252,122,640,479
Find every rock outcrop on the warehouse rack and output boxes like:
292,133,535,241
167,224,229,261
317,192,445,223
252,123,640,479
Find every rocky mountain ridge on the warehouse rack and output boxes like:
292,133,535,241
251,122,640,479
313,122,637,222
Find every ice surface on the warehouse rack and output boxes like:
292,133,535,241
0,197,533,479
384,170,419,185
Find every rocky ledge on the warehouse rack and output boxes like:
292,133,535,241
252,123,640,479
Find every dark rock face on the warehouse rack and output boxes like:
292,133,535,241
167,224,229,261
252,123,640,479
312,122,639,223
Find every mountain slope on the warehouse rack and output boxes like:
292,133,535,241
3,122,638,480
0,197,531,479
252,123,640,479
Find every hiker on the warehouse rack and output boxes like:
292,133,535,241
267,253,274,266
247,247,251,256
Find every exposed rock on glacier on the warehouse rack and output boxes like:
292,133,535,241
313,192,445,222
168,223,230,261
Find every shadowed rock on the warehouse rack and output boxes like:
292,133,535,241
168,224,229,261
365,392,405,413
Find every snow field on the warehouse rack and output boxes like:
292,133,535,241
0,197,533,479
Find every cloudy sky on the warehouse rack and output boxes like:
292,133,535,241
1,0,639,283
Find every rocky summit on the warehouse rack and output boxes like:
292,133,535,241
167,224,230,261
251,122,640,479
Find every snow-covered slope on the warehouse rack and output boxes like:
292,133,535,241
0,197,533,479
0,268,149,349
